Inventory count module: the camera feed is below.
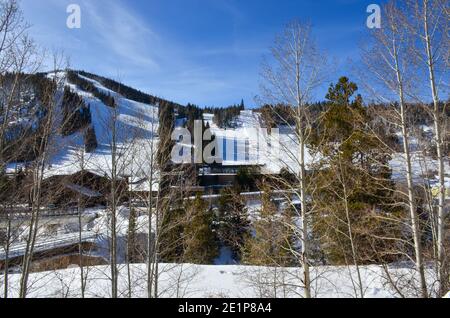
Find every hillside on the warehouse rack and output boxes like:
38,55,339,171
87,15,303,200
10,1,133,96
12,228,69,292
4,70,448,188
5,71,160,181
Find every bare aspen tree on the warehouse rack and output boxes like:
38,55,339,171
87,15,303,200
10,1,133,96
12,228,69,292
77,148,87,298
18,53,67,298
259,20,327,298
83,74,148,298
146,120,157,299
109,99,119,298
355,103,439,297
127,101,159,298
361,1,429,297
103,97,137,297
145,107,158,298
0,1,38,298
241,181,296,298
405,0,449,296
0,0,41,175
99,95,130,298
70,140,95,298
123,114,148,298
326,158,365,298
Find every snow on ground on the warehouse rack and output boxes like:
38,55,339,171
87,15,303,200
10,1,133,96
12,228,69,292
214,247,236,265
84,206,154,263
390,151,450,193
1,203,444,299
0,263,440,298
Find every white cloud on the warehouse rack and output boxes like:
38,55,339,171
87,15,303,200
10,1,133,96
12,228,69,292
20,0,259,106
80,0,160,70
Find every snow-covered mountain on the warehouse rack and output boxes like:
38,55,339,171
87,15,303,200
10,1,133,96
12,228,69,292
5,70,448,191
7,71,160,182
52,72,159,178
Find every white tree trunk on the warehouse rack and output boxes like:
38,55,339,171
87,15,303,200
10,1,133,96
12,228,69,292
422,0,446,296
394,44,428,297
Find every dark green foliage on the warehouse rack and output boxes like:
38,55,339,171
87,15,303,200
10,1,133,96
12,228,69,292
257,102,327,131
183,195,219,264
84,125,98,153
1,73,57,162
67,71,116,108
156,100,179,262
0,168,26,204
258,104,296,128
178,103,203,131
176,101,245,130
203,103,245,128
127,207,139,263
157,101,175,170
0,171,8,201
74,70,183,110
313,77,402,265
159,203,186,262
236,166,259,192
216,187,251,260
159,195,219,264
61,87,92,136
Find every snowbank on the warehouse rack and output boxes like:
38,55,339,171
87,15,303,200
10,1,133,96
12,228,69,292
0,263,439,298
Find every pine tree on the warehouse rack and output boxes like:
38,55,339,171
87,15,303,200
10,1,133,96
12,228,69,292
183,195,219,264
84,125,98,153
157,101,175,169
159,205,185,262
217,187,250,260
314,77,401,265
60,87,92,136
127,206,138,263
240,99,245,110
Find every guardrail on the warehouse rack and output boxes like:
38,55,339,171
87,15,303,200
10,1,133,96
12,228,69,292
0,207,81,220
0,232,98,260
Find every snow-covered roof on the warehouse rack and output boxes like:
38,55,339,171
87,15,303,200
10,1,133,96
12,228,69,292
64,183,102,198
129,177,159,192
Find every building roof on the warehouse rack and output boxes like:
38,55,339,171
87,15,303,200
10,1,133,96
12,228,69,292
63,183,103,198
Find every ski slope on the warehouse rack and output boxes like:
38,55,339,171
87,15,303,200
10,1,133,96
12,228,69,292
208,110,316,174
41,72,159,181
5,72,447,195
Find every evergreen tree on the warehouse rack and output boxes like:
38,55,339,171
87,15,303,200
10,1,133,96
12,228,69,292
240,99,245,109
314,77,402,265
157,101,175,169
236,166,258,192
84,125,98,153
159,205,185,262
217,187,251,260
127,206,138,263
61,87,92,136
183,195,219,264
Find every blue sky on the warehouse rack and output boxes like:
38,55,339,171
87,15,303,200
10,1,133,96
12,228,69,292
22,0,382,108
